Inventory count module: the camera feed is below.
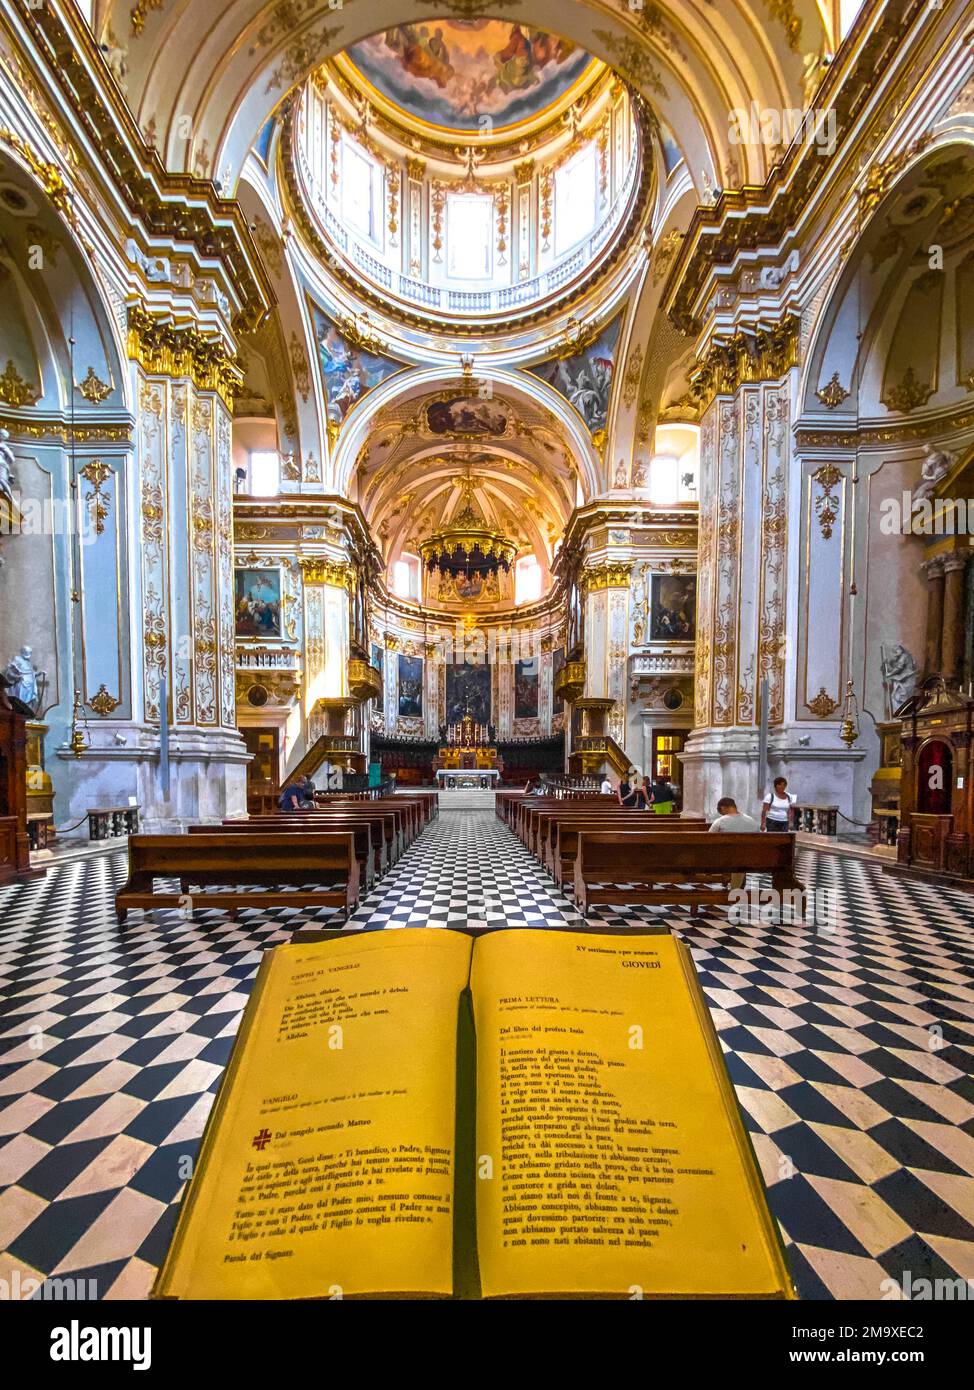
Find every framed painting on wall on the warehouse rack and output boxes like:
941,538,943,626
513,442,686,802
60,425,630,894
649,575,696,642
235,568,282,640
514,657,540,719
398,653,423,717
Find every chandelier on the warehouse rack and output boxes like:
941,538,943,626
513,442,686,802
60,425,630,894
419,482,517,580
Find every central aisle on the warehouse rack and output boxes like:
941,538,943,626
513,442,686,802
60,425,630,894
344,806,584,930
1,808,973,1301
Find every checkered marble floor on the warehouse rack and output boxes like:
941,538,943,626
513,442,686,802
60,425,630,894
1,808,973,1300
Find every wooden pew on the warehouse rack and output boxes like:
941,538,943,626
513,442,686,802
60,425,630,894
511,795,607,843
544,815,708,886
191,819,382,889
322,796,422,843
115,833,360,923
572,831,805,917
243,810,400,866
522,802,641,858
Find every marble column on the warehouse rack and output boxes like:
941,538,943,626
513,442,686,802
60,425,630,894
941,556,967,685
922,557,946,678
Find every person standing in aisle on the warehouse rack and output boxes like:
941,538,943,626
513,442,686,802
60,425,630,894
761,777,796,832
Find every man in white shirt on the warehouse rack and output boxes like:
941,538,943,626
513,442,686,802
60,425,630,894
600,776,614,795
709,797,760,833
709,797,759,891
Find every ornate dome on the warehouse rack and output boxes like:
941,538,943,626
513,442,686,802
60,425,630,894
337,21,602,140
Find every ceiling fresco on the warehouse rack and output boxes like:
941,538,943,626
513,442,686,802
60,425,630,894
343,21,598,133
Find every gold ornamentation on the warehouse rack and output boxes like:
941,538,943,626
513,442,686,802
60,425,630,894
762,0,802,52
553,660,586,705
680,316,800,416
89,684,122,717
79,460,112,536
806,687,839,719
75,367,112,404
416,0,520,15
622,343,643,409
815,372,850,410
881,366,935,415
299,557,355,590
127,307,243,408
0,359,39,407
555,316,599,361
581,562,632,592
591,32,666,95
652,228,682,286
0,129,76,228
266,24,342,94
812,463,842,540
0,416,130,444
338,311,387,357
130,0,164,36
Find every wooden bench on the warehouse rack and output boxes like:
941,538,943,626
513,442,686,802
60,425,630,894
545,815,709,885
511,795,607,842
523,803,650,859
191,819,382,889
115,832,360,923
572,831,805,917
242,810,400,866
317,796,422,844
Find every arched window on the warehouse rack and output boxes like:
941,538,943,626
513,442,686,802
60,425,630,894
247,451,281,497
515,556,543,606
555,145,597,255
392,555,419,600
447,195,493,280
342,137,382,244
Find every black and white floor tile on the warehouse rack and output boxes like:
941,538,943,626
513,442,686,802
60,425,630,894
1,808,973,1300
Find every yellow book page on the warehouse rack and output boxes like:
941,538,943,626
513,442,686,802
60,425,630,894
470,930,792,1298
156,930,473,1299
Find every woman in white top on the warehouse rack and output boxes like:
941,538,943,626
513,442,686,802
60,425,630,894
761,777,795,832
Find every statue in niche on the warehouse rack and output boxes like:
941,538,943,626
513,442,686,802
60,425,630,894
614,460,628,488
914,444,956,502
880,643,919,719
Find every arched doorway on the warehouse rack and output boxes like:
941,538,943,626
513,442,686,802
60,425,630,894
916,739,952,815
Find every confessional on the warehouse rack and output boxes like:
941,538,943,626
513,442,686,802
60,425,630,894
0,707,38,885
890,681,974,886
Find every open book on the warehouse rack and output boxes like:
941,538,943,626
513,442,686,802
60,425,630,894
154,929,794,1299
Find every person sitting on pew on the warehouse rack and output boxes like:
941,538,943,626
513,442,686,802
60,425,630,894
708,796,759,833
278,774,316,812
600,774,614,795
709,796,760,891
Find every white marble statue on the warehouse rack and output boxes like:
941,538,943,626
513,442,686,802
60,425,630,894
0,427,15,505
914,444,956,502
881,643,919,718
4,645,40,712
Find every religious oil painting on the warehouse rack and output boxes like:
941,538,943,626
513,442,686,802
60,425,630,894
425,396,510,437
529,314,622,433
397,653,424,717
235,568,282,640
514,656,540,719
311,304,404,422
446,660,491,724
650,575,697,642
345,22,593,133
551,646,565,714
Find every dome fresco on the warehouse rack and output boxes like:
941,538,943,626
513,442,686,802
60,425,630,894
344,20,598,133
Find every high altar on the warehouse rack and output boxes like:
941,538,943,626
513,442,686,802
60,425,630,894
434,716,504,778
